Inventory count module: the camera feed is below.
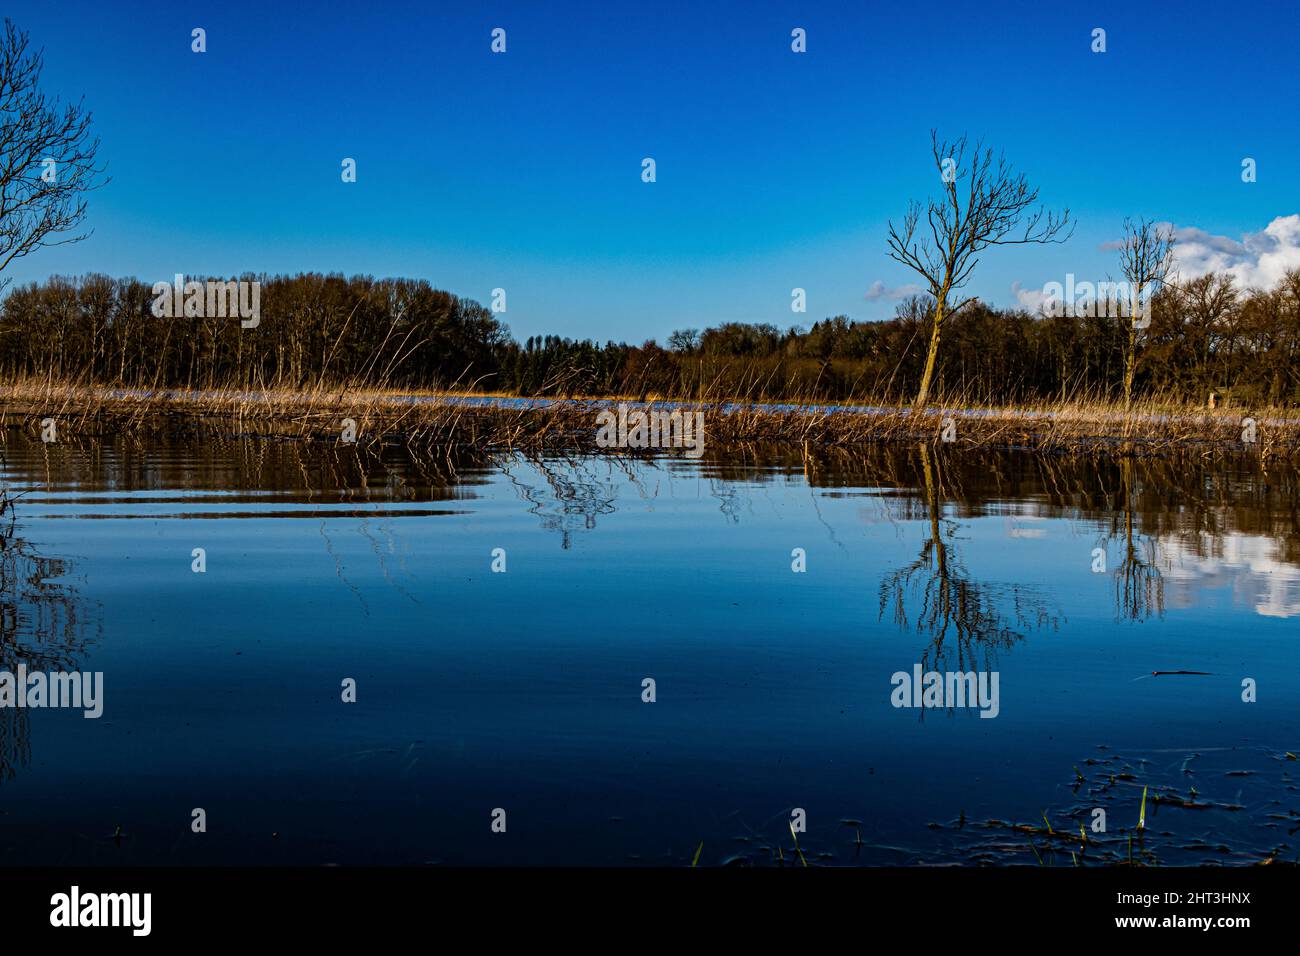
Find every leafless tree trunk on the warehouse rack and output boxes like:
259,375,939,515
0,18,106,289
887,131,1072,407
1116,217,1175,406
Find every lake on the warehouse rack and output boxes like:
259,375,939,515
1,429,1298,866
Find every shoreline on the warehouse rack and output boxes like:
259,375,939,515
2,380,1298,457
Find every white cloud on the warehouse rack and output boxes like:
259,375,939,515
1012,214,1300,315
1169,215,1300,291
1011,280,1049,314
865,279,922,302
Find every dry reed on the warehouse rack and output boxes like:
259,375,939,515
2,377,1298,459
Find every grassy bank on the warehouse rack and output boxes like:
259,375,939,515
2,378,1298,458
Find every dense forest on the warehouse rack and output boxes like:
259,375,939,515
0,269,1297,405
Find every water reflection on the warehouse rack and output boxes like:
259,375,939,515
4,431,1297,627
1108,457,1166,623
879,444,1062,674
2,426,1299,864
1163,532,1300,618
0,499,94,783
501,455,620,548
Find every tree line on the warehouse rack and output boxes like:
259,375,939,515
1,268,1297,405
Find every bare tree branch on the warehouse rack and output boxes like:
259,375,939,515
886,131,1073,405
0,18,108,289
1116,217,1176,404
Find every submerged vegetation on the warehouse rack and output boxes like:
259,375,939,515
684,743,1300,867
2,378,1300,459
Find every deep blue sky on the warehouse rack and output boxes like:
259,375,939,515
9,0,1298,342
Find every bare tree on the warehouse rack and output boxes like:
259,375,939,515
1116,217,1175,405
0,18,106,289
667,328,700,353
886,132,1072,406
1173,271,1237,399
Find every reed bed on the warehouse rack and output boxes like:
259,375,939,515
2,378,1298,459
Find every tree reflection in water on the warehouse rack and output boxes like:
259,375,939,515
0,492,93,784
1106,457,1166,623
879,444,1062,676
502,455,619,549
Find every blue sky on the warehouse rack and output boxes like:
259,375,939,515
8,0,1298,342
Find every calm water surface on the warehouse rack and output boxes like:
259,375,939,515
2,430,1298,866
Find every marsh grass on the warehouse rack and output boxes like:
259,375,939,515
788,822,809,868
3,377,1299,458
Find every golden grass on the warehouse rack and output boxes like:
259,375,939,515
1,377,1298,458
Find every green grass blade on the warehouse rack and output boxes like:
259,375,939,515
789,822,808,868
